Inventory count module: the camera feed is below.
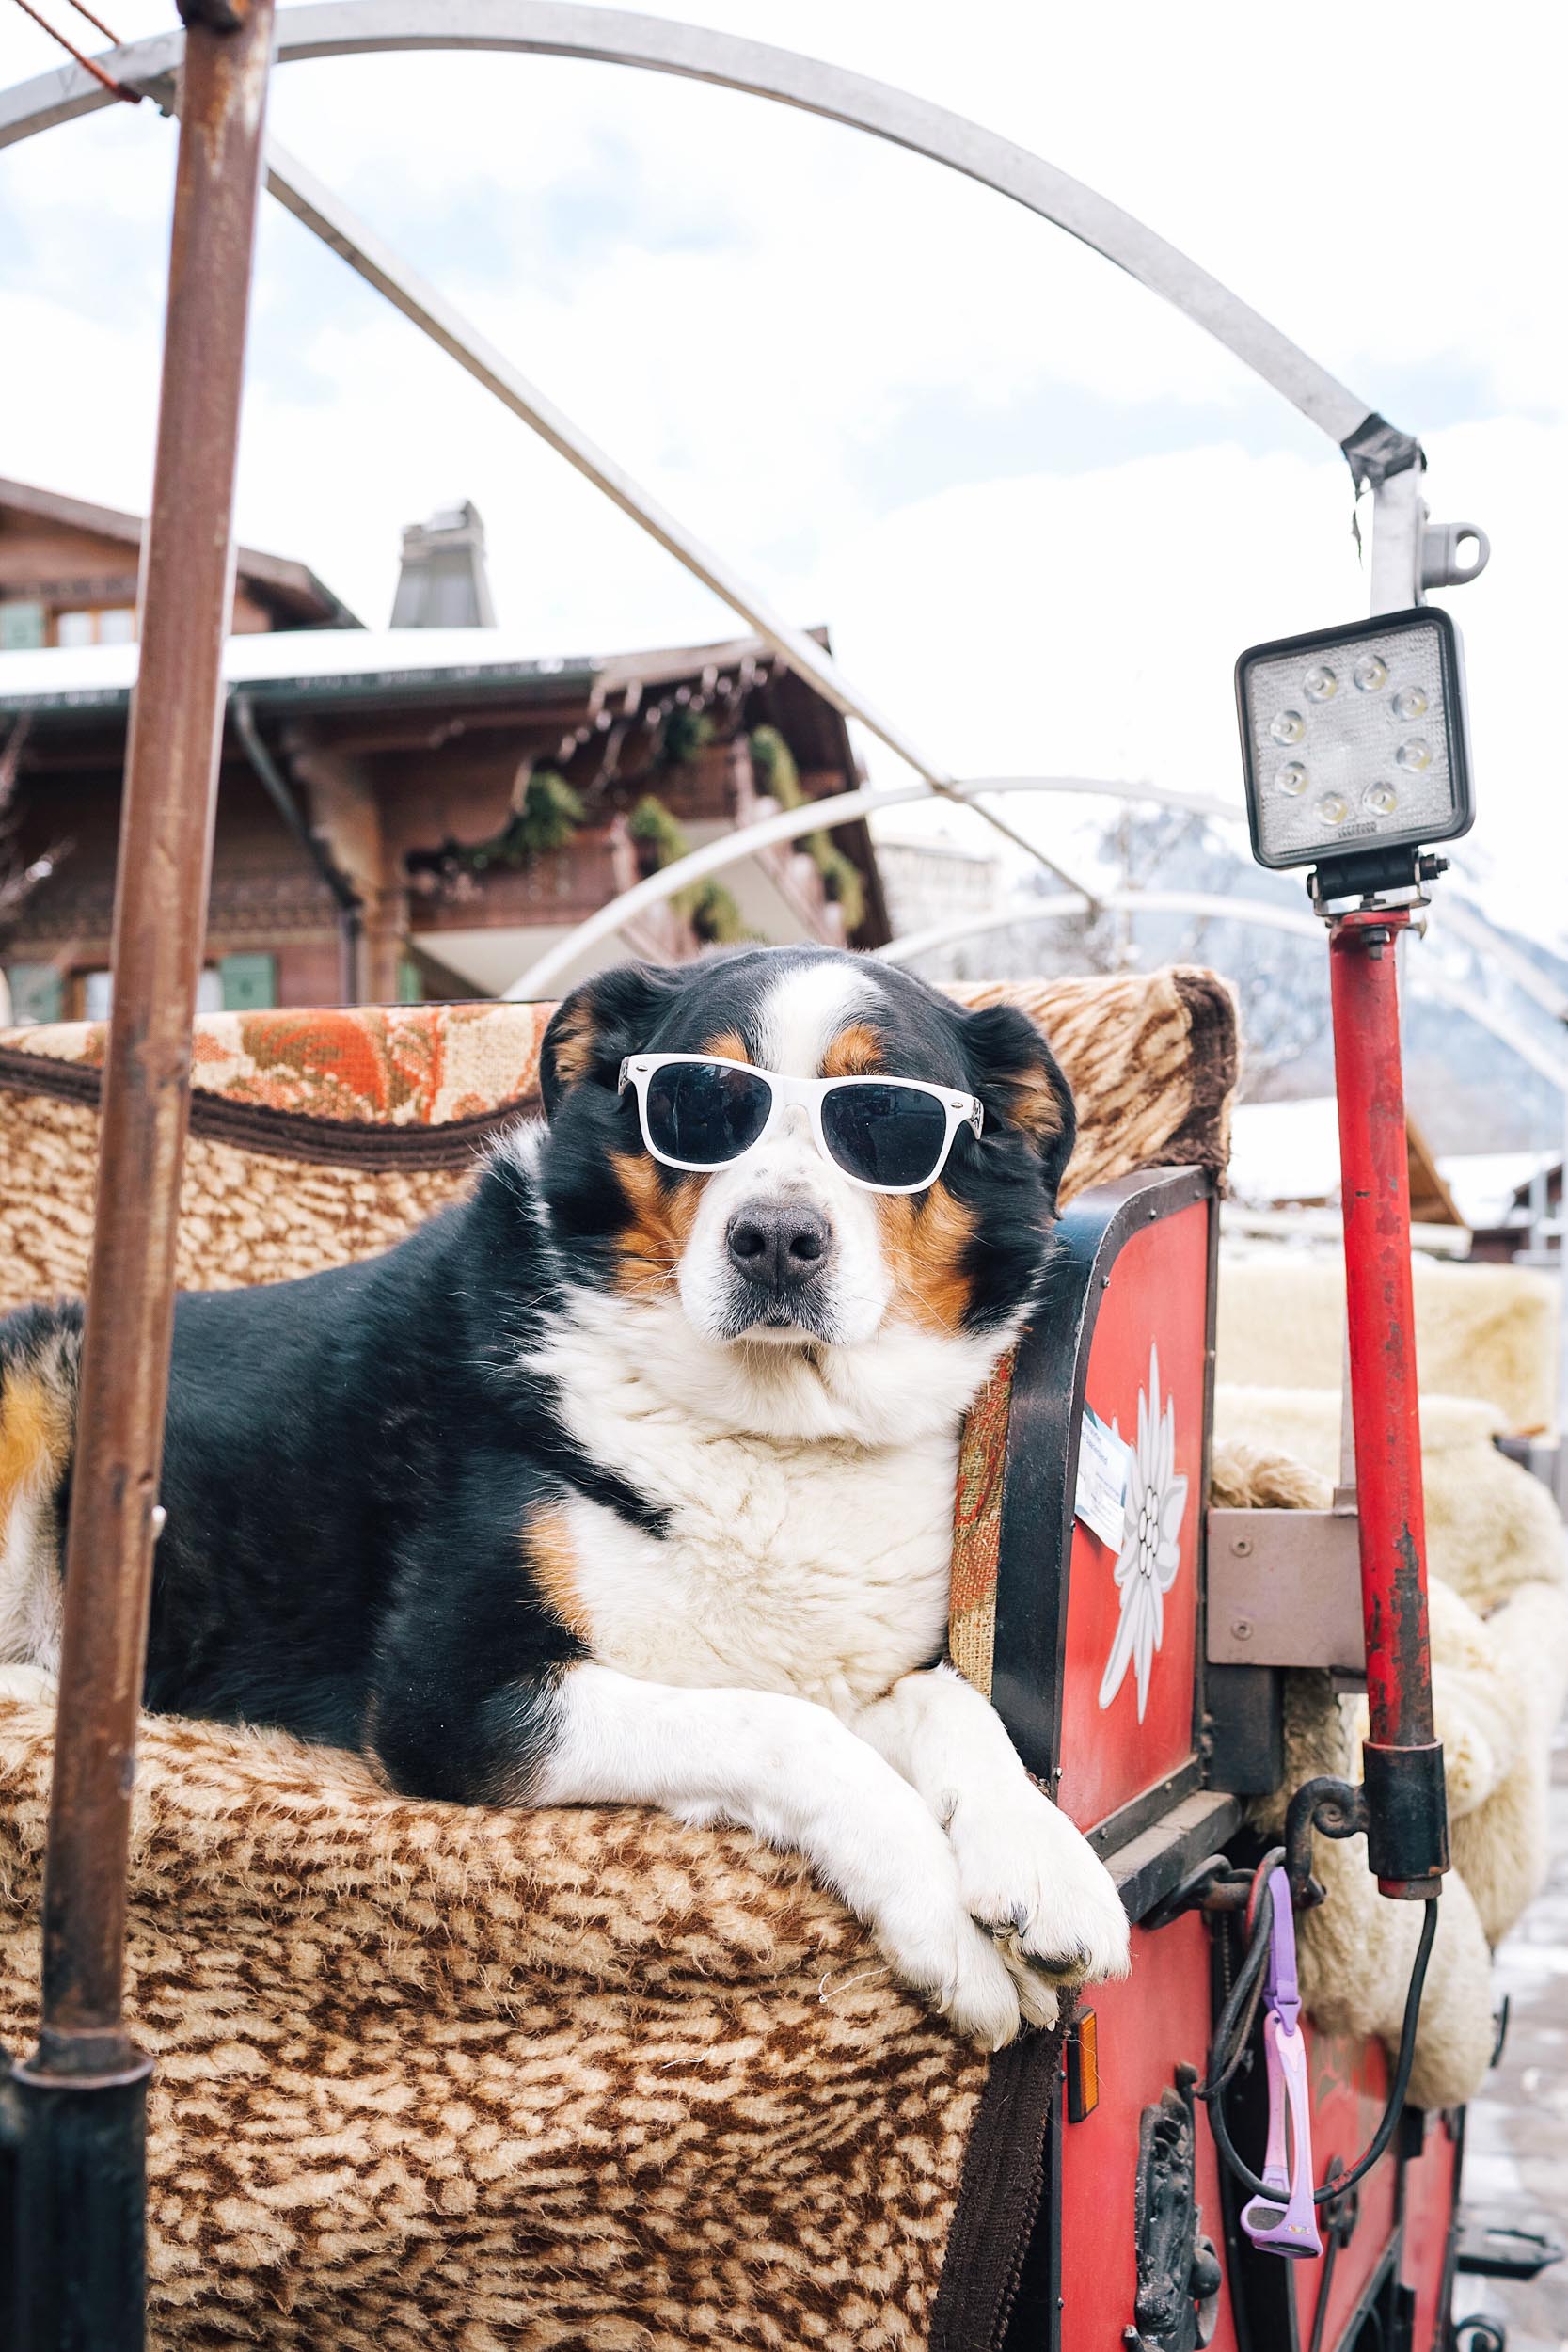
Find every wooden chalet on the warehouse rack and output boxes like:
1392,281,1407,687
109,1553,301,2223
0,487,887,1018
0,474,357,650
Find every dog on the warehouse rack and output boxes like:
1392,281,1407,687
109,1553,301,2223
0,946,1130,2046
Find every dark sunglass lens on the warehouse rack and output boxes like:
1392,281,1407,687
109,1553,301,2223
821,1084,949,1188
645,1061,771,1166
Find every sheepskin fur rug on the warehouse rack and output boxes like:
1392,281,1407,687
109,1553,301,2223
1217,1254,1560,1437
1212,1406,1568,2110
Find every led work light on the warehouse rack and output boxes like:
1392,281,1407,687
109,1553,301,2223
1234,606,1472,898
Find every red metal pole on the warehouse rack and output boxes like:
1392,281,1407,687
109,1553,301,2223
1328,908,1449,1899
8,6,277,2346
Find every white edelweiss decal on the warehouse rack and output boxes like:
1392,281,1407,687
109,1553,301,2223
1097,1343,1189,1723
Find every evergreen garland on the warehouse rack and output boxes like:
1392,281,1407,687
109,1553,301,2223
749,726,865,932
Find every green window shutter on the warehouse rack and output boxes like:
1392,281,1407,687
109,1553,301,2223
6,963,64,1025
0,601,46,652
217,952,277,1012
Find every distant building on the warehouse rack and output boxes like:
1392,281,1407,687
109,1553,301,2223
0,474,358,649
874,833,1002,946
1440,1150,1562,1264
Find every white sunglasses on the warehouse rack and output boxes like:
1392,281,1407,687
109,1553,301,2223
618,1053,985,1196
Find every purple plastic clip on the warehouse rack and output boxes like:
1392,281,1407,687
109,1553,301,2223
1240,1867,1323,2260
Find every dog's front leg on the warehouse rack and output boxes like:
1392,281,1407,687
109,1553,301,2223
529,1661,1039,2048
856,1664,1131,2003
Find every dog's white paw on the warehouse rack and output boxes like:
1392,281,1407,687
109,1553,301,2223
868,1868,1026,2050
0,1661,57,1707
948,1782,1132,1994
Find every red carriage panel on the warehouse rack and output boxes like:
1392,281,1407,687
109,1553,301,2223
1400,2110,1463,2352
1296,2032,1400,2352
1057,1203,1211,1836
989,1170,1247,2352
986,1167,1465,2352
1054,1915,1242,2352
990,1168,1216,1825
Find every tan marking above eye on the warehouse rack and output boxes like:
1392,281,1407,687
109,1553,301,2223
610,1151,703,1298
820,1023,885,1078
524,1501,592,1641
697,1028,748,1064
874,1188,975,1333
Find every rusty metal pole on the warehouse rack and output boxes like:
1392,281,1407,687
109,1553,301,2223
8,5,277,2345
1329,906,1449,1904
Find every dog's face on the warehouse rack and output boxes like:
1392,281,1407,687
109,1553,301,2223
536,948,1073,1356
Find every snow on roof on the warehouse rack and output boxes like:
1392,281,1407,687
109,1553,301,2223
0,628,597,712
1233,1103,1560,1228
1436,1149,1559,1231
1227,1096,1342,1208
0,625,804,719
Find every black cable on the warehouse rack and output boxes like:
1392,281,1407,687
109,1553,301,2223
1194,1849,1282,2100
1199,1897,1439,2207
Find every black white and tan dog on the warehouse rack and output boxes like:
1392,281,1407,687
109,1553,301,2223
0,946,1129,2044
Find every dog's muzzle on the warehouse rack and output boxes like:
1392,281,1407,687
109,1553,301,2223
723,1201,834,1328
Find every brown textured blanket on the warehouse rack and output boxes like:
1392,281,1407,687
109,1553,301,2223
0,1700,1033,2351
0,968,1237,2349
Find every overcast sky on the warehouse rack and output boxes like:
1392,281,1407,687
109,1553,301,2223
2,1,1564,935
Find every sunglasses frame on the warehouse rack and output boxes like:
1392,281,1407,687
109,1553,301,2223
617,1052,985,1196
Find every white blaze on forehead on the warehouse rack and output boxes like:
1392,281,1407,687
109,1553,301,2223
673,957,892,1348
754,958,880,1078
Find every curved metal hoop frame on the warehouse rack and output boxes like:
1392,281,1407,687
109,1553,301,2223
0,1,1379,451
875,880,1568,1096
4,2,1488,1033
876,886,1322,964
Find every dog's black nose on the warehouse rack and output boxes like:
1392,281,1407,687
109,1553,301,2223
726,1203,832,1291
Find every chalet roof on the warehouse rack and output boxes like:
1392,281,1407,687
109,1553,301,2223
0,626,828,725
0,476,360,631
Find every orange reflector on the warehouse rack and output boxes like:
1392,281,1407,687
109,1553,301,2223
1066,2007,1099,2122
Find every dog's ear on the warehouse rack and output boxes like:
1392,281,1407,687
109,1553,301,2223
539,963,683,1118
959,1002,1076,1215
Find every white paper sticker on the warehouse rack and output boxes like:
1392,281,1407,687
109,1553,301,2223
1075,1409,1132,1550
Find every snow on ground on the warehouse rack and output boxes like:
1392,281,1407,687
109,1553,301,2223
1457,1714,1568,2349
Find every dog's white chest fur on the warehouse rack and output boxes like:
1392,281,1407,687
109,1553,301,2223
562,1432,956,1712
533,1292,1003,1713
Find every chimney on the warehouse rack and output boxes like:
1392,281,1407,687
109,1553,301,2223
389,500,497,628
